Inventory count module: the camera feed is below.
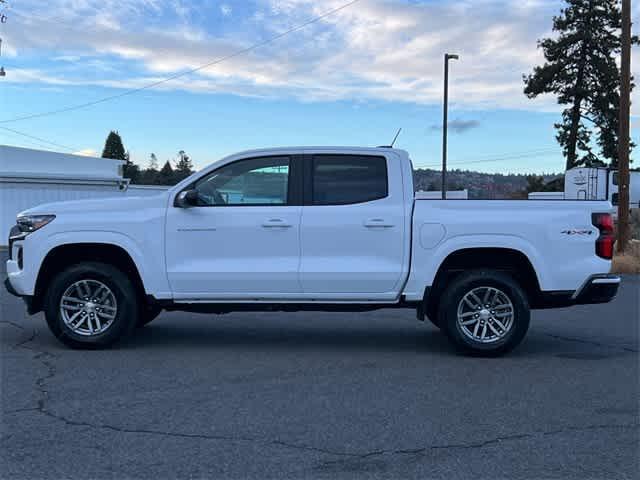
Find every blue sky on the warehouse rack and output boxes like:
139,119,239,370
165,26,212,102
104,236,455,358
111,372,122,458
0,0,638,173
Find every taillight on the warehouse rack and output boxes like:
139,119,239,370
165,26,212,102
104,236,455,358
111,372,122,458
592,213,614,260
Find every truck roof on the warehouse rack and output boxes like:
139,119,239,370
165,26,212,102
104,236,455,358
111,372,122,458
222,146,409,158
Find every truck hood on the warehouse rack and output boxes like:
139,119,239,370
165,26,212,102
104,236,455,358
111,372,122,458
19,193,169,217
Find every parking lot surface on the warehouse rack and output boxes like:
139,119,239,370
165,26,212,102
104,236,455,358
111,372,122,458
1,255,638,479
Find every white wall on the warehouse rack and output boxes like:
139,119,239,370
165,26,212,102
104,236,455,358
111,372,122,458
125,185,170,196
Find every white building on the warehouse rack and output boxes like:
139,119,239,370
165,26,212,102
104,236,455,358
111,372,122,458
0,145,168,244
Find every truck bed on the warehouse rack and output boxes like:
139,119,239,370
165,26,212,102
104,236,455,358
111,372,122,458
402,199,613,300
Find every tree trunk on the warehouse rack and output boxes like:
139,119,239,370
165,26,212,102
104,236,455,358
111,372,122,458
566,97,584,170
565,1,592,170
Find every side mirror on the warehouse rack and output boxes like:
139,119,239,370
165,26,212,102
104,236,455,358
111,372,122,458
175,189,199,208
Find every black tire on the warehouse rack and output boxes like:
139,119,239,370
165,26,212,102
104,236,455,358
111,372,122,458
44,262,139,349
437,270,530,356
137,304,163,328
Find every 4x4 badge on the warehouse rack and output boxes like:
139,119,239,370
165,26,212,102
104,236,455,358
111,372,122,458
561,229,593,235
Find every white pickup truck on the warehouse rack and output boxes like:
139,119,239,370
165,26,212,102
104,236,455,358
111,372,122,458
5,147,620,355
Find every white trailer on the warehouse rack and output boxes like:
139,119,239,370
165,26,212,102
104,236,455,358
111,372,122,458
564,166,640,208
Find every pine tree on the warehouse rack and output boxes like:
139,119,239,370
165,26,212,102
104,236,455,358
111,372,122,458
148,153,159,171
123,150,140,184
174,150,194,182
141,153,160,185
158,160,175,185
101,131,126,160
101,131,139,182
524,0,638,169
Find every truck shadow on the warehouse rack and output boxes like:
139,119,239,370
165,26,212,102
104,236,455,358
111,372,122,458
123,314,621,358
126,319,455,355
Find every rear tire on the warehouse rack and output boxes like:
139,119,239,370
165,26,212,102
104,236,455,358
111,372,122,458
44,262,139,349
438,270,530,356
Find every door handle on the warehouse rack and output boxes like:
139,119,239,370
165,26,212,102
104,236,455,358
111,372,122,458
262,218,293,228
364,218,394,228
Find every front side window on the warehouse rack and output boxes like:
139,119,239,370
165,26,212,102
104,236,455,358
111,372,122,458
312,155,388,205
193,156,290,206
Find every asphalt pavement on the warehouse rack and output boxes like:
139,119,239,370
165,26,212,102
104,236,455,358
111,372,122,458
1,253,638,479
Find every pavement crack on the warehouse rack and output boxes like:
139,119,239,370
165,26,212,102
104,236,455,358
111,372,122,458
412,423,639,453
7,321,61,419
542,332,638,353
316,423,640,468
3,407,40,415
0,320,27,331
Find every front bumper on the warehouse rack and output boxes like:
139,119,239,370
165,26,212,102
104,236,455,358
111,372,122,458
4,276,19,297
572,274,621,305
4,275,35,313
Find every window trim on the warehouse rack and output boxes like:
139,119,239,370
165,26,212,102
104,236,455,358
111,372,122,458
174,155,302,207
305,154,389,206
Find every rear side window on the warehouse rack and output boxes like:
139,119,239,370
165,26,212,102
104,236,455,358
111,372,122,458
311,155,388,205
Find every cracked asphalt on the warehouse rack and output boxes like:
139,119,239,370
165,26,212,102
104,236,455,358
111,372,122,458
1,253,638,479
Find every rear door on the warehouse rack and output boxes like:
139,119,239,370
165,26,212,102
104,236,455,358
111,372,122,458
299,152,407,300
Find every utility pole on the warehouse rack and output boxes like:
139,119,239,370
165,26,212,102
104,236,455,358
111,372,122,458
0,0,5,77
617,0,631,253
442,53,459,199
0,39,5,77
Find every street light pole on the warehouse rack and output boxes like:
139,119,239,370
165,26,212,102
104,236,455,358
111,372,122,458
442,53,459,199
617,0,631,253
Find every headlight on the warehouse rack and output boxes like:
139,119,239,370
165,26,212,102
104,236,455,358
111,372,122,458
16,214,56,233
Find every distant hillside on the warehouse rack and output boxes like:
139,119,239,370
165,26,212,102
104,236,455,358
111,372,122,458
413,168,563,199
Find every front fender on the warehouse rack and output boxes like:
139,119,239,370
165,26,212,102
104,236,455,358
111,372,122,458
21,230,171,298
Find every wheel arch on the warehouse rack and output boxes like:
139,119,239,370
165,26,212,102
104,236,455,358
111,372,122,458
425,247,543,319
32,242,147,314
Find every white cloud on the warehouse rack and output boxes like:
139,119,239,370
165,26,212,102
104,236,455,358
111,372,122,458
3,0,639,112
73,148,98,156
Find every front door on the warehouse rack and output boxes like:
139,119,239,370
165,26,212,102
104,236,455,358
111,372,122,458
165,155,302,300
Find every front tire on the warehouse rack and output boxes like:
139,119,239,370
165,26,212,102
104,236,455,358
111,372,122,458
137,304,163,327
438,270,530,356
44,262,139,349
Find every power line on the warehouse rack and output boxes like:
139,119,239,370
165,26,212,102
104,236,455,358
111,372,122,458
0,0,361,124
417,148,561,169
0,129,57,151
0,126,79,151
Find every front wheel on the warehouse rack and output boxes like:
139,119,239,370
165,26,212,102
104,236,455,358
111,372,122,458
44,262,139,349
137,304,163,327
438,270,530,356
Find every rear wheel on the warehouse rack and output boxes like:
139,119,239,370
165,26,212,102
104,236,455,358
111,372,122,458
44,262,138,349
438,270,530,356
